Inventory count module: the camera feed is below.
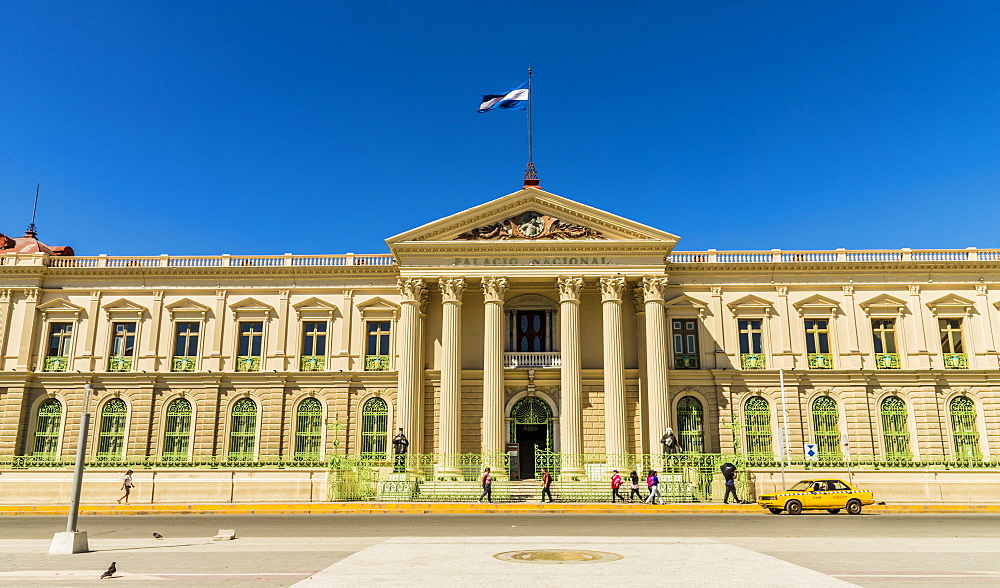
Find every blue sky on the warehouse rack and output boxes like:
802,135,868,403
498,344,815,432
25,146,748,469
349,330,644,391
1,1,998,255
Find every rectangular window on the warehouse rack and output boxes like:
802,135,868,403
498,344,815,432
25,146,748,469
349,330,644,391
738,320,763,354
672,319,699,369
805,319,833,369
302,322,327,356
365,321,391,371
47,323,73,357
939,319,963,353
238,322,264,356
872,320,897,353
111,322,136,356
174,322,200,356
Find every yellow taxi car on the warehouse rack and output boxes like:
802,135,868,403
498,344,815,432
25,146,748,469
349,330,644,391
757,479,875,515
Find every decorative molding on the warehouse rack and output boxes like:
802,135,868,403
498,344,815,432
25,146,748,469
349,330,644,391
640,276,669,303
842,285,854,296
908,285,921,295
599,277,626,302
775,285,788,296
976,284,988,295
397,278,426,304
557,277,584,302
710,286,722,297
0,289,10,302
481,277,508,304
457,210,605,241
23,288,41,302
439,277,466,303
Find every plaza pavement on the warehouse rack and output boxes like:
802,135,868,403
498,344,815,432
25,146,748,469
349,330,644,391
1,513,998,587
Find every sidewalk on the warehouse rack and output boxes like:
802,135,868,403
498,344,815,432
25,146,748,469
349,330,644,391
2,502,999,515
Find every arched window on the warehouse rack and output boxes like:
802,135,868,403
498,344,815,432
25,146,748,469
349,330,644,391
744,397,772,457
294,398,324,460
32,399,63,458
880,396,911,461
676,396,704,453
361,397,389,459
163,398,192,460
949,396,980,460
228,398,258,461
812,396,841,458
97,398,128,459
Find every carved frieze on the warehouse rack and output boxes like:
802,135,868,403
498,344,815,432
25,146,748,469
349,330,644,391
457,211,605,241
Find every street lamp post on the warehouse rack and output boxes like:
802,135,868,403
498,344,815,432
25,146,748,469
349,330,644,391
49,383,93,554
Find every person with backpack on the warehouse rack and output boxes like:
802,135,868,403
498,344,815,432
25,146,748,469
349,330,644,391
628,470,642,502
611,470,625,503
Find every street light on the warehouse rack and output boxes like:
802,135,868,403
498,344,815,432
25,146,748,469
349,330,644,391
49,382,93,554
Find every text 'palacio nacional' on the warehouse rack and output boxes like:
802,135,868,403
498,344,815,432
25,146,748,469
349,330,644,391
1,182,998,487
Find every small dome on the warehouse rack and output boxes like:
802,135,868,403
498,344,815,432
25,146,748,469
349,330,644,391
0,229,74,256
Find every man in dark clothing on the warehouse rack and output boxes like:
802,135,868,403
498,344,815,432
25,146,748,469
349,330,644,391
541,468,553,502
723,466,741,504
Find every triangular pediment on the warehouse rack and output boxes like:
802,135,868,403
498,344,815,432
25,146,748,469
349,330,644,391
37,298,85,316
927,294,975,316
165,298,211,318
727,295,773,316
793,294,842,316
229,297,275,318
386,188,680,245
102,298,148,318
860,294,908,316
663,294,709,312
293,297,338,317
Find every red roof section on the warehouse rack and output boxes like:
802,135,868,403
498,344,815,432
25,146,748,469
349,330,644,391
0,229,74,256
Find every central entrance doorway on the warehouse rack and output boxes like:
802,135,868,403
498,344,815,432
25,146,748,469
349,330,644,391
509,396,553,479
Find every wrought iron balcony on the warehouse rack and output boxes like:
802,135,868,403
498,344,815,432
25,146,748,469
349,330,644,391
740,354,766,370
503,352,562,369
108,355,133,372
300,356,325,371
875,353,900,369
43,356,68,372
807,353,834,369
943,353,968,369
365,355,391,371
236,356,261,372
171,356,197,372
673,353,700,369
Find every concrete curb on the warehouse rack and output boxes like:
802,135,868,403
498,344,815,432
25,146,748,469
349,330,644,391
1,503,999,515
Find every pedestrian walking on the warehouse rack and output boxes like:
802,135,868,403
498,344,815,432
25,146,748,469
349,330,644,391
478,467,493,503
723,466,741,504
540,467,553,503
117,469,134,504
628,470,642,502
611,470,625,503
644,469,663,504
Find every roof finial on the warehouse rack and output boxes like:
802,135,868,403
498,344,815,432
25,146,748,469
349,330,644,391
25,183,39,238
523,162,540,187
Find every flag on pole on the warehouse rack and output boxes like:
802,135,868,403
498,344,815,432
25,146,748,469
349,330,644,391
478,82,529,112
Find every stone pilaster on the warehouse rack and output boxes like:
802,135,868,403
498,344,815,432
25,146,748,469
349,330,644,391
600,277,627,458
0,289,12,369
438,278,465,472
16,288,41,371
396,279,426,458
557,277,584,473
481,277,508,457
641,276,670,454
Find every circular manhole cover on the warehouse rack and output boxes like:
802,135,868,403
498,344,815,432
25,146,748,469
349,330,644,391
494,549,622,564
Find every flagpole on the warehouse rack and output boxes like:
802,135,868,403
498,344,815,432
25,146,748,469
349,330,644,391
527,67,533,166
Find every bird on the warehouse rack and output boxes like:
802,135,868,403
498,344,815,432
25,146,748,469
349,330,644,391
152,533,163,539
100,562,116,579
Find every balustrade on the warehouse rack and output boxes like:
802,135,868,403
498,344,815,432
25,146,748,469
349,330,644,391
107,356,133,372
740,354,766,370
503,352,562,368
807,353,834,369
943,353,968,369
875,353,901,369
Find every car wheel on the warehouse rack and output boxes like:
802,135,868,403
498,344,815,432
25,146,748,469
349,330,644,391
785,500,803,515
768,507,782,515
827,508,841,514
846,499,863,515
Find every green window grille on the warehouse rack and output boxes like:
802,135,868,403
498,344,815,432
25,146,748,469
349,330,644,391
228,398,257,460
949,396,980,460
32,399,63,458
97,398,128,460
360,397,389,459
880,396,911,461
509,396,554,451
676,396,704,453
162,398,192,460
811,396,841,458
294,398,324,460
743,397,772,457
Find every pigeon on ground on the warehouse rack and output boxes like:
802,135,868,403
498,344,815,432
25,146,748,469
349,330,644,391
100,562,116,579
152,533,163,539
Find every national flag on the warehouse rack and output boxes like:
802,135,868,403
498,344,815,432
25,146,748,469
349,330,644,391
478,82,529,112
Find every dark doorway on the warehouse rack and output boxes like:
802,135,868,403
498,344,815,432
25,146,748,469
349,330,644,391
514,423,548,479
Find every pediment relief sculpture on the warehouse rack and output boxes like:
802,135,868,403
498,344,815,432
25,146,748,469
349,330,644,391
456,211,605,241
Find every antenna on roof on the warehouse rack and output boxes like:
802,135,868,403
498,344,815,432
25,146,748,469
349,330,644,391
25,184,39,238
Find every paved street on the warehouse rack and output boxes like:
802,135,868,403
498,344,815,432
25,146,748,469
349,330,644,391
1,514,998,587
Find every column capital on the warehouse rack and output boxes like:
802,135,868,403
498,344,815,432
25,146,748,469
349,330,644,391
599,276,626,302
440,277,466,303
557,277,584,302
640,276,669,303
398,278,427,304
976,283,988,295
710,286,723,297
22,288,40,302
908,285,921,295
0,289,10,302
631,286,645,311
481,277,508,303
841,285,854,296
775,285,788,297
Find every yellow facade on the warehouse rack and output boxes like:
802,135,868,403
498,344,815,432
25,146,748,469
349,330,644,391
1,186,998,471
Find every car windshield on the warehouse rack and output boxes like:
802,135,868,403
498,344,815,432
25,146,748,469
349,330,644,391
788,481,815,491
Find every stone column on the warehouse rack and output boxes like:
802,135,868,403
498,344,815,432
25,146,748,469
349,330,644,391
557,277,584,475
396,279,426,463
632,287,648,453
438,278,465,474
481,277,508,459
641,276,671,454
600,277,627,465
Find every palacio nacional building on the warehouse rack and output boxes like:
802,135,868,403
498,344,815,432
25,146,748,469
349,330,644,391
1,181,997,482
